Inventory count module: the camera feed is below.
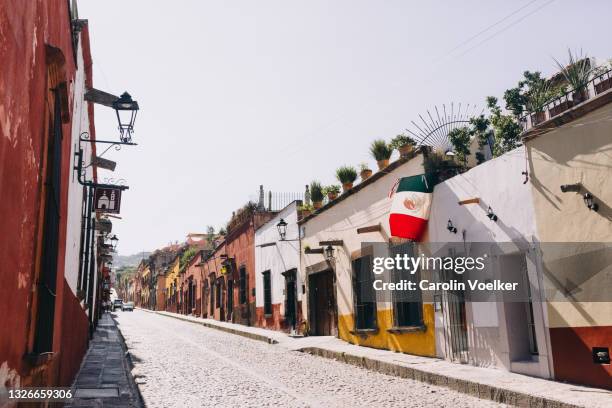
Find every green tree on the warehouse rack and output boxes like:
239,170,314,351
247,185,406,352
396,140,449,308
486,96,522,156
448,127,471,165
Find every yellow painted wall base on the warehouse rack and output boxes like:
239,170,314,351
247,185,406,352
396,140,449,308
338,304,436,357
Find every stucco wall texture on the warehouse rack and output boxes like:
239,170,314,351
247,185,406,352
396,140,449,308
526,100,612,389
0,0,91,388
300,154,437,356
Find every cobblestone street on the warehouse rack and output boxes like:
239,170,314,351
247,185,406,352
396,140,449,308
115,310,505,408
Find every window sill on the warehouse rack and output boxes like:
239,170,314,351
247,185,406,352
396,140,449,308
23,352,55,367
387,325,426,334
350,328,379,337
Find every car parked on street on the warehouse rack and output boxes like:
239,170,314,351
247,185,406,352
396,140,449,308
112,299,123,311
121,301,134,312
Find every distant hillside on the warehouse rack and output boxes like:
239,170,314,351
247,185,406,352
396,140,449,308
114,252,151,269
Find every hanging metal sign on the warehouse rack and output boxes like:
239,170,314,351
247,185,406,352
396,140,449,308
94,188,122,214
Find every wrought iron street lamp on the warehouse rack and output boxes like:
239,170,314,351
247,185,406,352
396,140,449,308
276,218,288,241
109,234,119,251
112,92,139,143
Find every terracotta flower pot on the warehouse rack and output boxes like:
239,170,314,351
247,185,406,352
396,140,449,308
572,89,588,104
327,192,338,201
377,159,390,170
398,144,414,157
342,182,353,192
300,209,311,218
313,201,323,209
360,169,372,181
530,111,546,126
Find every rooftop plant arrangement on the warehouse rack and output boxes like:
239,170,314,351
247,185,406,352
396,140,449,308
358,162,373,181
179,247,198,271
390,134,417,157
553,49,593,103
323,184,340,200
503,71,562,118
298,203,314,211
370,139,393,170
336,165,357,192
310,181,324,208
227,201,258,232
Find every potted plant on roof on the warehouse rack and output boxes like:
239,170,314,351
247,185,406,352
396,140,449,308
310,181,324,209
525,80,552,126
359,162,373,182
370,139,393,170
390,134,417,157
336,165,357,192
554,49,593,105
323,184,340,201
298,203,314,218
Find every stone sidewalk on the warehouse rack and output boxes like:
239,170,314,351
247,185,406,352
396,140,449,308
65,313,143,408
143,309,612,408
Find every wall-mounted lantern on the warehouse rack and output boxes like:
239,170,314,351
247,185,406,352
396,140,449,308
112,92,139,143
487,206,498,222
447,219,457,234
109,234,119,251
276,218,288,241
583,193,599,212
324,245,335,260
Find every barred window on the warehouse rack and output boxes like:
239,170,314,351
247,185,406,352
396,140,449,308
239,267,247,304
263,271,272,315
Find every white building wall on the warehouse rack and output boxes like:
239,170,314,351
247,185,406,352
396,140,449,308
255,201,301,313
428,146,552,379
64,34,94,296
300,156,426,319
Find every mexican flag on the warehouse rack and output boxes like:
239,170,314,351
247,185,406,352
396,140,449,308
389,174,436,241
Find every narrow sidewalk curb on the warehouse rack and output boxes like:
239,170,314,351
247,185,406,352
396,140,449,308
138,308,279,345
111,313,147,408
298,347,582,408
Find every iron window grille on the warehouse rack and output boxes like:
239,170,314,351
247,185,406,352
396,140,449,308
263,271,272,316
239,267,247,304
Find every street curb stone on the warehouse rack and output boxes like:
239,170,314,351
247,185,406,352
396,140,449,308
111,314,147,408
297,347,583,408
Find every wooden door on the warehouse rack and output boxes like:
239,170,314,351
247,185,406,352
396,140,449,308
310,271,337,336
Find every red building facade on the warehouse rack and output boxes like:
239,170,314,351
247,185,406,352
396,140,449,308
0,1,99,389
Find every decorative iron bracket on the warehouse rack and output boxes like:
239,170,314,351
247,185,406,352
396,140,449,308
74,132,135,190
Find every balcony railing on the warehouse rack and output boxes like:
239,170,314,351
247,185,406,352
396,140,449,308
519,67,612,131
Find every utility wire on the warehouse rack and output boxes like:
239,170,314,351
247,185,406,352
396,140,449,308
442,0,542,58
452,0,558,60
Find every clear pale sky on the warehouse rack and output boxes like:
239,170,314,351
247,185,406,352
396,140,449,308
77,0,611,256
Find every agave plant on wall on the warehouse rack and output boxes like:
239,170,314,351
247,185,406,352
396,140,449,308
336,166,357,192
370,139,393,170
554,49,594,104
